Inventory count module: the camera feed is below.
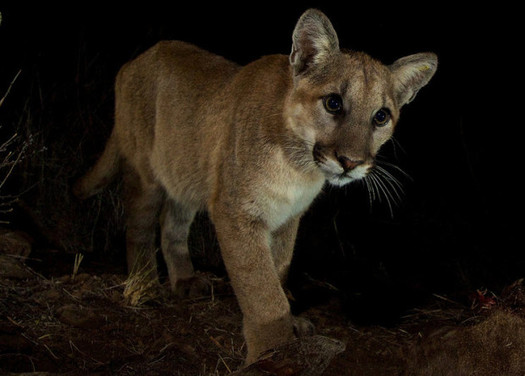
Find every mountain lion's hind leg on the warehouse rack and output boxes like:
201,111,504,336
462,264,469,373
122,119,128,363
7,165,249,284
160,199,209,297
123,167,163,286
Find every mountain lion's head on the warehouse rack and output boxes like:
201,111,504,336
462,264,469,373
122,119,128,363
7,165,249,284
285,9,437,186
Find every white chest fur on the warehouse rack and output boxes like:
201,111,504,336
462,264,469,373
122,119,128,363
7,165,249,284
239,148,325,231
273,180,322,229
255,171,324,231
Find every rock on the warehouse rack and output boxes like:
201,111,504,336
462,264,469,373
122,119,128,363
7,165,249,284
404,309,525,376
56,304,103,329
0,229,33,258
231,335,346,376
0,254,33,279
35,288,62,305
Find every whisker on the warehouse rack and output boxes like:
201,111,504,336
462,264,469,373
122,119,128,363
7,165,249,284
389,136,407,159
367,166,408,218
362,176,374,208
279,135,318,173
377,167,403,202
373,172,395,218
368,172,384,203
368,173,379,203
375,166,405,197
369,171,394,216
376,160,412,181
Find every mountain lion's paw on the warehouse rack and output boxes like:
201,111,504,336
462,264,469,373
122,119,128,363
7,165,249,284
174,275,211,299
292,316,315,337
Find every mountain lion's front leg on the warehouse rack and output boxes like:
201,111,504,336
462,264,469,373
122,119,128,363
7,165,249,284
271,216,316,338
211,206,295,364
271,216,301,285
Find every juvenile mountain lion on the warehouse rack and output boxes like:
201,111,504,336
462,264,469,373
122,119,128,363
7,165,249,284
74,9,437,363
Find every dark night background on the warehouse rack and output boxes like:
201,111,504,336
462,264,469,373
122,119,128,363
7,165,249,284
0,3,522,325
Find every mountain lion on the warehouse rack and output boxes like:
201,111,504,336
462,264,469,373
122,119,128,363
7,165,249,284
74,9,437,363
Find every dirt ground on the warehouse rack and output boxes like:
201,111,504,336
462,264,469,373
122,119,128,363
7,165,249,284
2,236,525,376
3,154,523,376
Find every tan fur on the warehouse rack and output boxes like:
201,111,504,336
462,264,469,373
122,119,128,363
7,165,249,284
74,9,437,363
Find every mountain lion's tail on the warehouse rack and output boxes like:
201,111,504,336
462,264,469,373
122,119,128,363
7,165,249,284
73,131,120,199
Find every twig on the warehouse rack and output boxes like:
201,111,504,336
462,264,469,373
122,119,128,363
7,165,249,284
6,316,23,327
209,335,227,351
69,340,105,365
43,343,60,360
0,69,22,107
217,353,232,373
432,293,460,305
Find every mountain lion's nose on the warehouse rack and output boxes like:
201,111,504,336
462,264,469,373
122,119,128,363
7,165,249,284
337,155,364,172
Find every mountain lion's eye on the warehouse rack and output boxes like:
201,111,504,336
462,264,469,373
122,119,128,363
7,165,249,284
323,94,343,114
373,108,391,126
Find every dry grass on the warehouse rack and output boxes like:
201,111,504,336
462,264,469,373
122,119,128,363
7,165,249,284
0,70,25,224
122,264,161,307
71,253,84,281
1,45,125,255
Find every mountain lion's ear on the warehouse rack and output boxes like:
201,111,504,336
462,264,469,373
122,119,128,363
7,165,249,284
389,53,438,106
290,9,339,76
